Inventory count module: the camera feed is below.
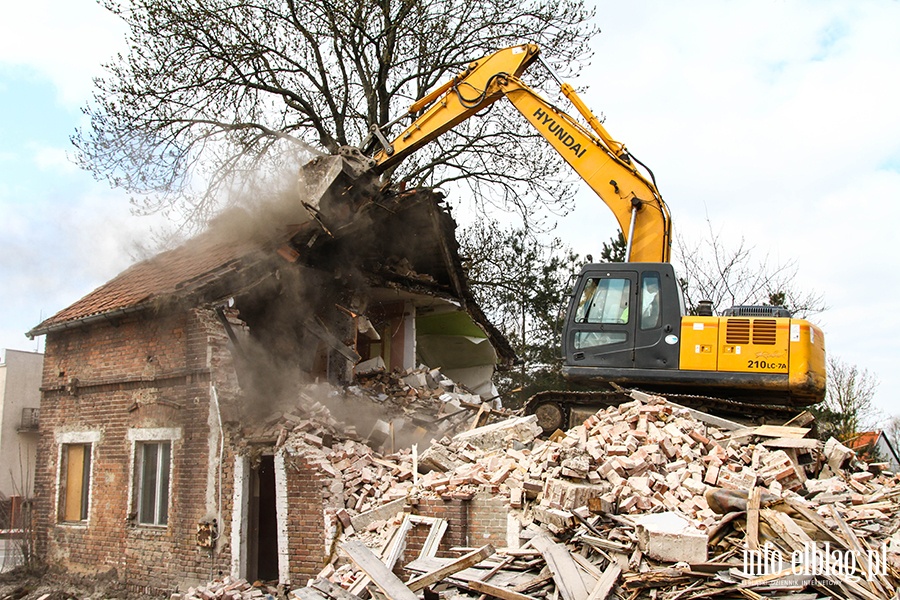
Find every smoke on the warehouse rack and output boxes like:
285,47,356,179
198,151,377,426
198,150,478,453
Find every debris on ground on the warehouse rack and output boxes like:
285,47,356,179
270,388,900,600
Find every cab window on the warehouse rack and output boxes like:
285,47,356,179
574,277,631,324
639,273,661,330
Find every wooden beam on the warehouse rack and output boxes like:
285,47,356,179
585,563,621,600
467,580,537,600
406,545,496,592
531,534,590,600
750,425,810,439
311,579,366,600
341,539,419,600
746,487,761,551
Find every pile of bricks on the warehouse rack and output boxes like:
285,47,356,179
174,576,279,600
299,391,900,599
185,385,900,599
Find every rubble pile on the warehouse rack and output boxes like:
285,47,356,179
241,366,506,456
218,381,900,599
238,365,510,515
174,577,279,600
299,392,900,599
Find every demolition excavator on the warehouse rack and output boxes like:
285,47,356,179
298,44,826,430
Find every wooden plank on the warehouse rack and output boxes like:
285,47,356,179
759,509,804,553
418,517,449,558
531,534,591,600
578,535,633,553
782,497,846,548
827,505,892,598
570,553,603,581
341,539,419,600
746,487,761,551
349,519,408,596
751,425,810,439
467,580,538,600
406,545,496,592
585,563,621,600
782,410,815,428
759,438,822,450
310,579,365,600
383,515,416,572
291,588,331,600
511,572,554,593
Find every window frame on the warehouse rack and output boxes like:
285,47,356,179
127,428,181,529
55,431,101,526
639,272,662,331
136,440,172,526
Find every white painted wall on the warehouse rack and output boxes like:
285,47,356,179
0,350,43,498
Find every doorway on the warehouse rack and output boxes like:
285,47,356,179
247,455,279,581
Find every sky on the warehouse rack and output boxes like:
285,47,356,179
0,1,897,419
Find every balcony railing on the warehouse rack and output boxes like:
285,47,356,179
17,407,39,432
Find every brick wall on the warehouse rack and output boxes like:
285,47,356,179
33,307,235,590
395,493,509,579
466,492,509,549
283,454,329,585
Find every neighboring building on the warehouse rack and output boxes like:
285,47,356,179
845,431,900,472
27,188,514,591
0,349,43,510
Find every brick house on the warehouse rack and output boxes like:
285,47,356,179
27,188,514,592
845,431,900,471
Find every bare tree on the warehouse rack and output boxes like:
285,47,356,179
73,0,597,230
884,415,900,456
813,356,880,442
674,220,826,318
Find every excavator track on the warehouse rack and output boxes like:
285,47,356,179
524,388,802,434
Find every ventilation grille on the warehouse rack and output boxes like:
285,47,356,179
722,305,792,318
726,319,750,344
752,319,778,345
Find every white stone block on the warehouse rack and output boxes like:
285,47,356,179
635,511,707,563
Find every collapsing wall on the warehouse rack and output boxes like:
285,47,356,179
29,181,515,591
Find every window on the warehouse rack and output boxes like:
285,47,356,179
640,273,661,330
61,443,92,522
575,277,631,324
137,441,171,526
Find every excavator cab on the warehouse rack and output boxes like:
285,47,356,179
562,263,683,377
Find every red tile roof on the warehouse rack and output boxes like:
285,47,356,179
28,227,274,336
846,431,881,452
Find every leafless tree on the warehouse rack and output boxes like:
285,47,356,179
813,356,880,442
673,220,826,318
73,0,597,230
884,415,900,456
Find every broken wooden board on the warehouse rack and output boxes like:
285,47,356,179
310,579,365,600
750,425,811,439
746,487,761,551
341,539,418,600
406,545,495,592
404,556,534,587
585,563,621,600
466,580,538,600
530,534,591,600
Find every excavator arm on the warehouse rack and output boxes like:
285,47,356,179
368,44,672,263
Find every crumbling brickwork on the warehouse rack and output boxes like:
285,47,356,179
33,307,235,590
405,497,468,556
466,492,508,548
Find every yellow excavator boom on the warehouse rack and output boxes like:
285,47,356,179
370,44,671,263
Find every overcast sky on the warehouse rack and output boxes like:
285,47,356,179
0,1,897,419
